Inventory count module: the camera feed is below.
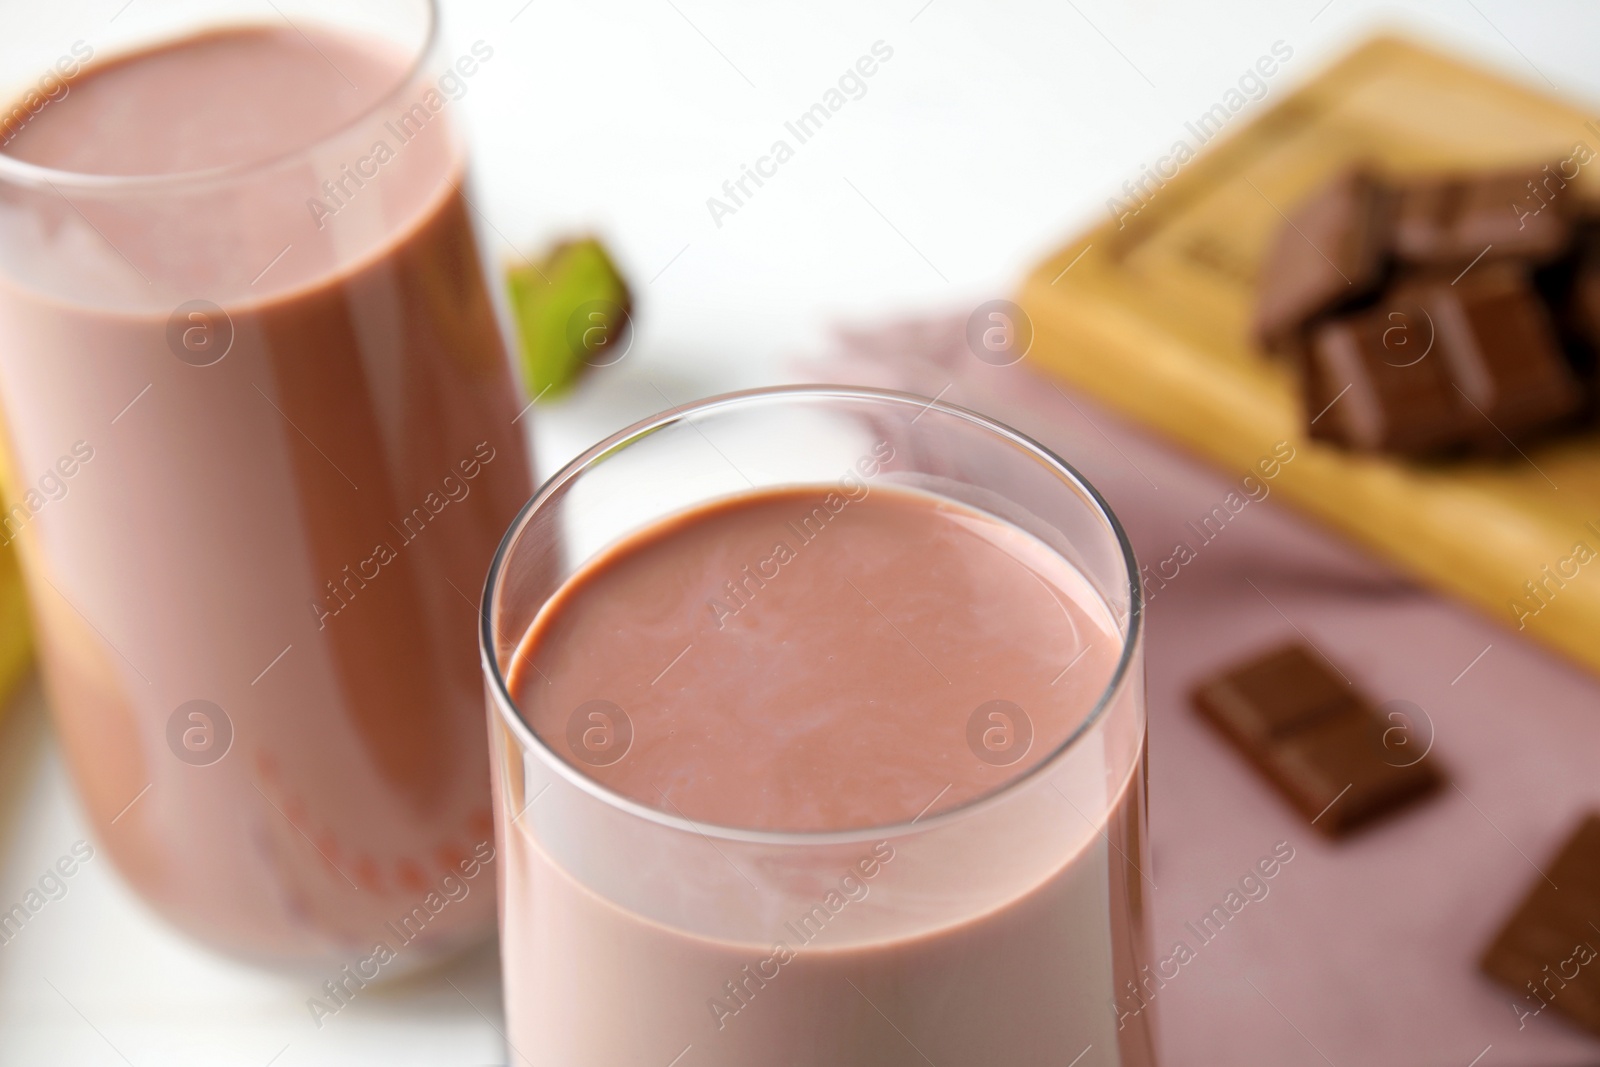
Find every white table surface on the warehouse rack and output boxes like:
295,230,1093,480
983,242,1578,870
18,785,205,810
4,2,1600,1064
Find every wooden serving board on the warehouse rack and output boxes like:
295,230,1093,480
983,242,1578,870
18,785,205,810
1019,34,1600,676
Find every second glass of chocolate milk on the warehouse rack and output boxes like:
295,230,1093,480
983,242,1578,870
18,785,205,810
0,1,531,968
484,388,1157,1065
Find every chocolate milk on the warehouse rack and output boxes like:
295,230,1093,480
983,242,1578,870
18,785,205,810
501,486,1155,1065
0,27,530,965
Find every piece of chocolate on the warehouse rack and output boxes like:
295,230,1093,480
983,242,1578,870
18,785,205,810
1416,264,1586,445
1480,814,1600,1037
1192,643,1444,837
1305,265,1586,455
1253,169,1393,352
1547,221,1600,367
1194,643,1349,741
1571,258,1600,354
1304,296,1467,455
1393,164,1574,268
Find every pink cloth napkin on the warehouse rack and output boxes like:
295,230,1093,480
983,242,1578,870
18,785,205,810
803,317,1600,1067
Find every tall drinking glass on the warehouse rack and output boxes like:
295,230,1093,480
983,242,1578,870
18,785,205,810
482,387,1155,1066
0,0,531,968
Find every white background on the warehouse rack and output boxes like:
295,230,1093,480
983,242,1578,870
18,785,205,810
2,1,1599,1064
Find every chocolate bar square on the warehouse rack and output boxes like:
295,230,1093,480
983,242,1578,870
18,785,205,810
1394,165,1573,267
1192,642,1444,837
1420,264,1586,444
1305,297,1467,455
1192,643,1350,743
1481,815,1600,1037
1266,713,1440,836
1550,223,1600,361
1307,266,1586,455
1253,169,1392,352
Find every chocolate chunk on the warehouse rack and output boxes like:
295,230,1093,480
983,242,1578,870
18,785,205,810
1304,296,1467,455
1267,714,1440,834
1480,814,1600,1037
1253,169,1393,352
1305,266,1585,454
1194,644,1349,742
1393,164,1574,267
1417,264,1586,445
1571,258,1600,354
1192,643,1443,837
1545,221,1600,367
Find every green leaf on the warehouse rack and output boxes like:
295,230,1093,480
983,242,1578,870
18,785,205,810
506,238,633,400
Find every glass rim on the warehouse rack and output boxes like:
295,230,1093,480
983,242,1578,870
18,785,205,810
479,384,1146,848
0,0,440,192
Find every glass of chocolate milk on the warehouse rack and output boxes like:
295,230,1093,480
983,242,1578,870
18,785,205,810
482,387,1156,1066
0,2,531,968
